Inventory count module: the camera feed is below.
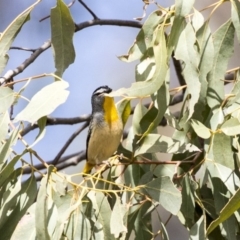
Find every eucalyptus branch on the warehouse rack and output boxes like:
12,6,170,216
75,19,142,32
21,114,91,136
78,0,99,20
0,40,51,85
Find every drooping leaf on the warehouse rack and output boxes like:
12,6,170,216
0,87,15,113
0,174,37,240
212,132,234,169
142,176,182,215
0,150,27,186
230,0,240,43
110,25,167,97
0,127,19,168
140,80,169,139
207,20,235,110
175,22,201,119
110,196,128,238
207,166,236,239
195,20,214,121
207,187,240,235
14,81,69,123
167,0,195,57
191,119,211,139
0,1,38,74
0,111,9,141
35,167,55,240
180,175,196,228
51,0,75,77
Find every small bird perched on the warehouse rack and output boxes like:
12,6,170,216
83,85,123,174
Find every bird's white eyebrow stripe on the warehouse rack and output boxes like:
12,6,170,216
94,88,107,94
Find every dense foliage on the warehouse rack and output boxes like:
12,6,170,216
1,0,240,239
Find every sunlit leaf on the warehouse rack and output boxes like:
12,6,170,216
0,87,15,113
110,196,128,238
0,111,9,141
191,119,211,139
119,10,163,62
221,118,240,136
231,0,240,43
0,1,39,74
14,81,69,123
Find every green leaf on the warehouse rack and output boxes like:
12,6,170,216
65,210,91,240
135,134,200,156
212,133,234,169
29,116,47,148
230,0,240,42
221,118,240,136
11,203,36,240
135,47,155,82
51,0,75,77
140,81,169,139
192,9,204,32
0,128,19,168
191,119,211,139
0,174,37,240
0,87,15,113
194,20,214,120
0,2,38,74
143,176,182,215
0,111,9,141
190,216,205,240
167,0,195,56
95,192,114,240
110,196,128,238
207,20,235,110
180,175,196,228
207,167,236,239
119,10,163,62
14,81,69,123
207,187,240,235
111,25,168,97
175,22,201,119
117,99,131,127
35,167,55,240
0,150,27,186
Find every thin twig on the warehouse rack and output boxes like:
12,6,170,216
75,19,142,32
78,0,99,20
0,40,51,85
21,115,91,136
52,122,89,165
10,46,37,52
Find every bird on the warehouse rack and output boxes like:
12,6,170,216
83,85,123,174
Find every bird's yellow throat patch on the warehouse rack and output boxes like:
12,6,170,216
103,96,119,125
